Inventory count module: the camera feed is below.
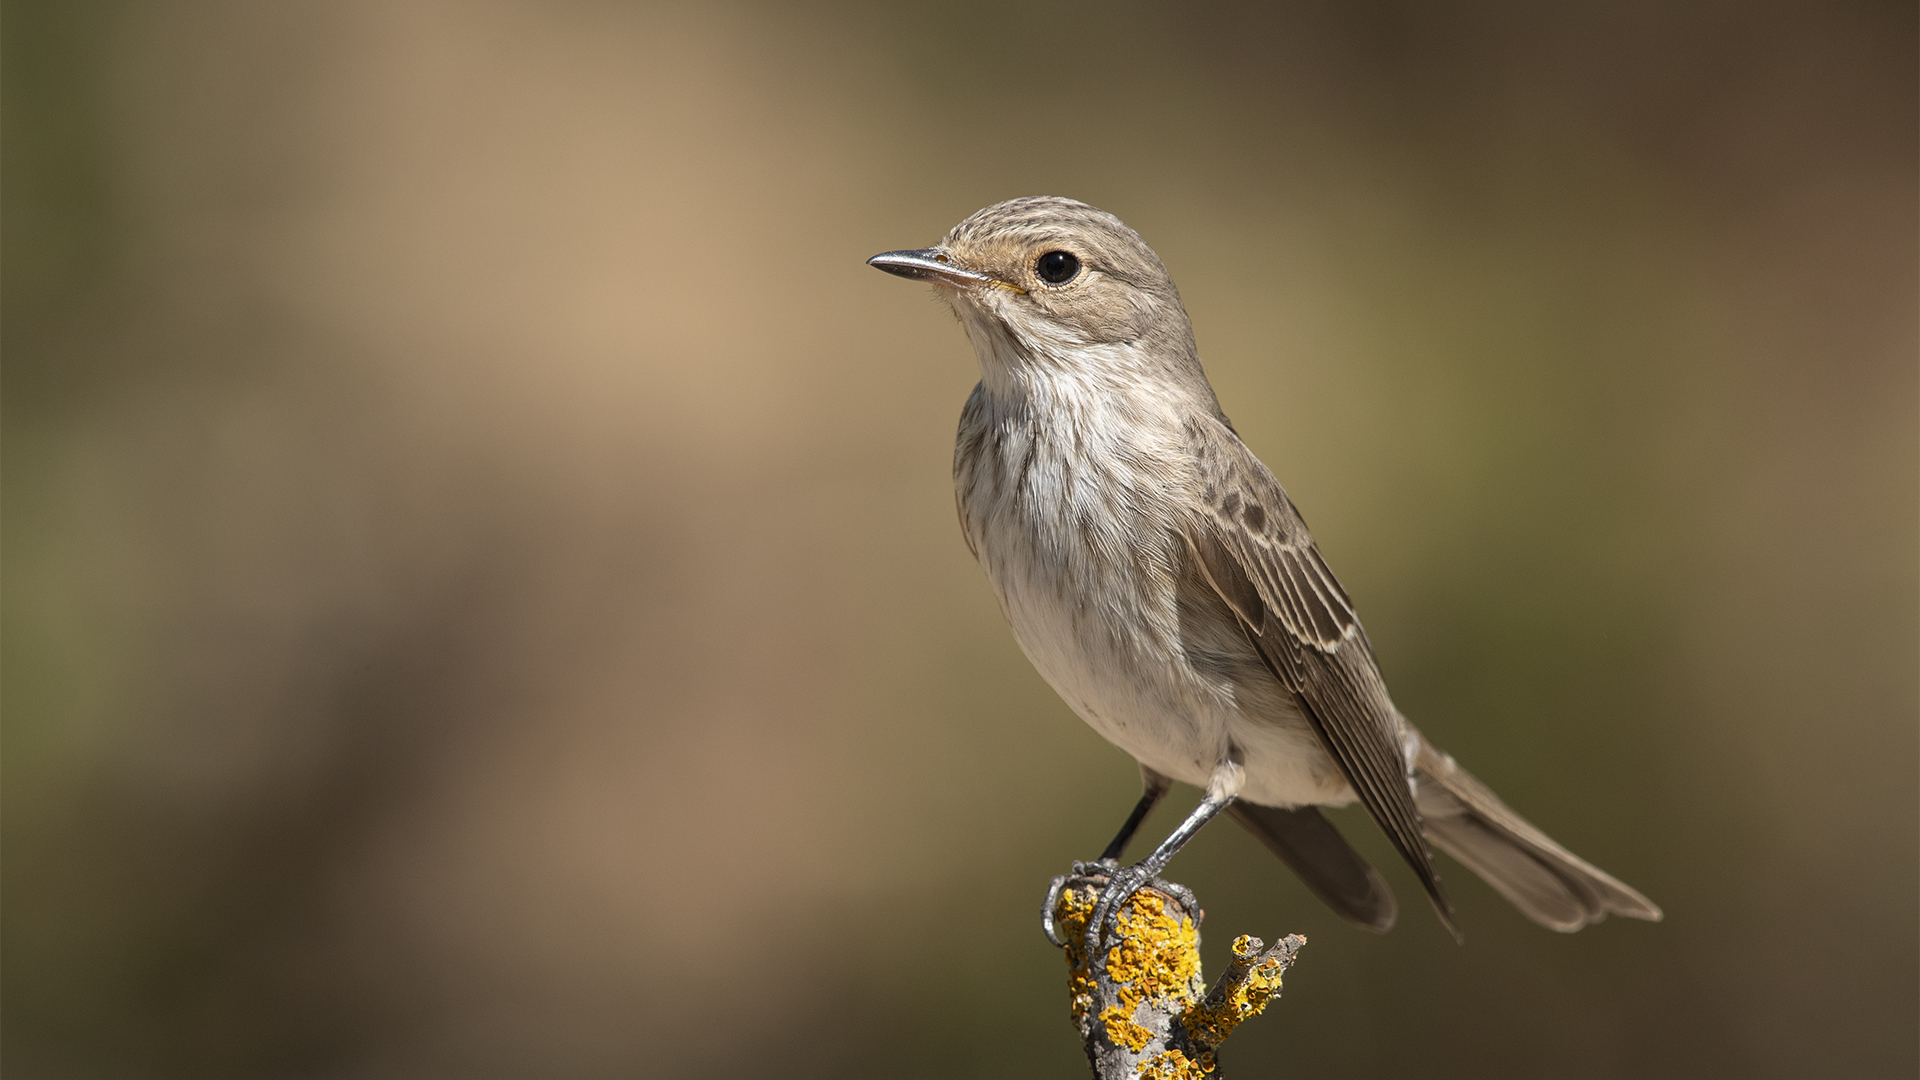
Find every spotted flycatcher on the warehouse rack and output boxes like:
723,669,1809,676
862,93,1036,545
869,197,1660,950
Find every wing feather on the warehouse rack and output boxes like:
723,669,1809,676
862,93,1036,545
1183,417,1458,937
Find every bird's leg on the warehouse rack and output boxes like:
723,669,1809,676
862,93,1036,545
1098,766,1172,863
1043,767,1174,945
1082,790,1236,957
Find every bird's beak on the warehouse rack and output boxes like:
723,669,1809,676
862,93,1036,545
866,249,1024,293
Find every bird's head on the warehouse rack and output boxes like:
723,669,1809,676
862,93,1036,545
869,197,1209,400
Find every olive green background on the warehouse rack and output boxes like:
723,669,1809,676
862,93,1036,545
5,2,1914,1077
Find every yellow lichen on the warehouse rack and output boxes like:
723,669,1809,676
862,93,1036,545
1100,892,1201,1009
1055,885,1202,1053
1055,886,1100,1025
1135,1048,1216,1078
1101,1004,1156,1052
1179,934,1295,1049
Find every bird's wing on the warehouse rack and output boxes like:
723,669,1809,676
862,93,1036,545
1181,416,1457,936
1227,802,1398,933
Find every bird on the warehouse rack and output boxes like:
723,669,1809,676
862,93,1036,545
867,196,1661,952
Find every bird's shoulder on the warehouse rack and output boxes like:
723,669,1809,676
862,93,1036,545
1175,415,1363,652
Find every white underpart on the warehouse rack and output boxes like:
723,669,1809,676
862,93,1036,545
949,288,1355,809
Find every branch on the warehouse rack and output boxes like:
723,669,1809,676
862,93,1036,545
1050,870,1306,1079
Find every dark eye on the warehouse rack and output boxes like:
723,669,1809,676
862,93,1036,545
1035,250,1080,284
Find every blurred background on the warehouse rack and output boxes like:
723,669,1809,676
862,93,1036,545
4,2,1914,1077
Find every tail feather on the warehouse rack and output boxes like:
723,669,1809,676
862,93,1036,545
1414,739,1663,932
1229,802,1398,933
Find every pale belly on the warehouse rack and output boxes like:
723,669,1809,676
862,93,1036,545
978,516,1354,811
954,378,1354,809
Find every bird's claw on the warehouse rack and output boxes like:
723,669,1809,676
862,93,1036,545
1083,862,1154,956
1042,859,1202,955
1149,877,1201,926
1042,859,1118,947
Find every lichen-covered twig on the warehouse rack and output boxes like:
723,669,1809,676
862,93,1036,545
1050,871,1304,1079
1182,932,1306,1054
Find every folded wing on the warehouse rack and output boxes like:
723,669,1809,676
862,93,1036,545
1182,416,1458,938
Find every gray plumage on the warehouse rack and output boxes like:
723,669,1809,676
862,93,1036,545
872,196,1661,936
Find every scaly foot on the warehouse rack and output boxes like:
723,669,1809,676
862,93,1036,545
1042,860,1201,952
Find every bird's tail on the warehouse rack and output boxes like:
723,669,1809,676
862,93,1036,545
1413,738,1663,932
